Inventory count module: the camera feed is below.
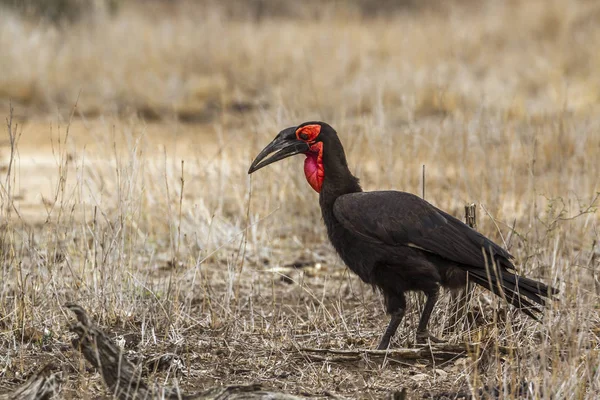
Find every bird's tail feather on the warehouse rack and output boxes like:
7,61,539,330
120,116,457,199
464,266,558,320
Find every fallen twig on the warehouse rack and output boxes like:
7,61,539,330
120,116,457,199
0,364,60,400
65,303,306,400
300,345,465,361
300,342,514,361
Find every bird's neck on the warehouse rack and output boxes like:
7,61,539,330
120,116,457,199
318,156,362,212
314,134,362,251
318,159,361,251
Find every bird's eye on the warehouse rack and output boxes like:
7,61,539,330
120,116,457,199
296,124,321,142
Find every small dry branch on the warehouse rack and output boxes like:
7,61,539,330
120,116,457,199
65,303,305,400
464,203,477,229
300,342,512,363
300,344,466,362
0,364,60,400
445,203,478,335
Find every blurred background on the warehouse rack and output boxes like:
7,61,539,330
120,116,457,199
1,0,599,231
2,0,600,122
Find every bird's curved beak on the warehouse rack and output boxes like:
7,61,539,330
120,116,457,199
248,127,310,174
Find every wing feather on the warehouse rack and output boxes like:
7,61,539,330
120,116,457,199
333,191,513,270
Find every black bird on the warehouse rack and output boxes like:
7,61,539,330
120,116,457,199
248,122,558,349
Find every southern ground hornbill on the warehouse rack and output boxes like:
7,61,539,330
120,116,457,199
248,121,558,349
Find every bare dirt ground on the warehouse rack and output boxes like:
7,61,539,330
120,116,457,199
1,1,600,399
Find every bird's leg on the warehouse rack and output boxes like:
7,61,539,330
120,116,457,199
377,309,406,350
377,293,406,350
416,287,446,344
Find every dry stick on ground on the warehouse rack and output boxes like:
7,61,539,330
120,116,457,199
444,203,477,335
65,303,307,400
300,346,467,363
300,342,513,363
0,364,60,400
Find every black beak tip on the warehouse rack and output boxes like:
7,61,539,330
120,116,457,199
248,162,261,174
248,160,262,174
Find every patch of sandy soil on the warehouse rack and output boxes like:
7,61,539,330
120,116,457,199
2,117,226,225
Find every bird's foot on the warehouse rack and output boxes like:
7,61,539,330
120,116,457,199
416,331,446,344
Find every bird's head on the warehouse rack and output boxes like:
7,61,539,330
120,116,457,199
248,121,337,193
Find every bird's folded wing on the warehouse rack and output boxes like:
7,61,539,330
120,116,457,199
332,191,514,271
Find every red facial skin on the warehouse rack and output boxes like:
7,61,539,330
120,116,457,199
296,125,324,193
304,142,324,192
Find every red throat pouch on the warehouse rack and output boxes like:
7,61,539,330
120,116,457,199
304,142,324,192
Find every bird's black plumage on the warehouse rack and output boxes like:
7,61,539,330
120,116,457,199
249,121,558,349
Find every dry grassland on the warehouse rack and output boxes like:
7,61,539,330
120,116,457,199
1,0,599,398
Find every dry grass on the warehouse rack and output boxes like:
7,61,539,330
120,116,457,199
1,0,600,398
